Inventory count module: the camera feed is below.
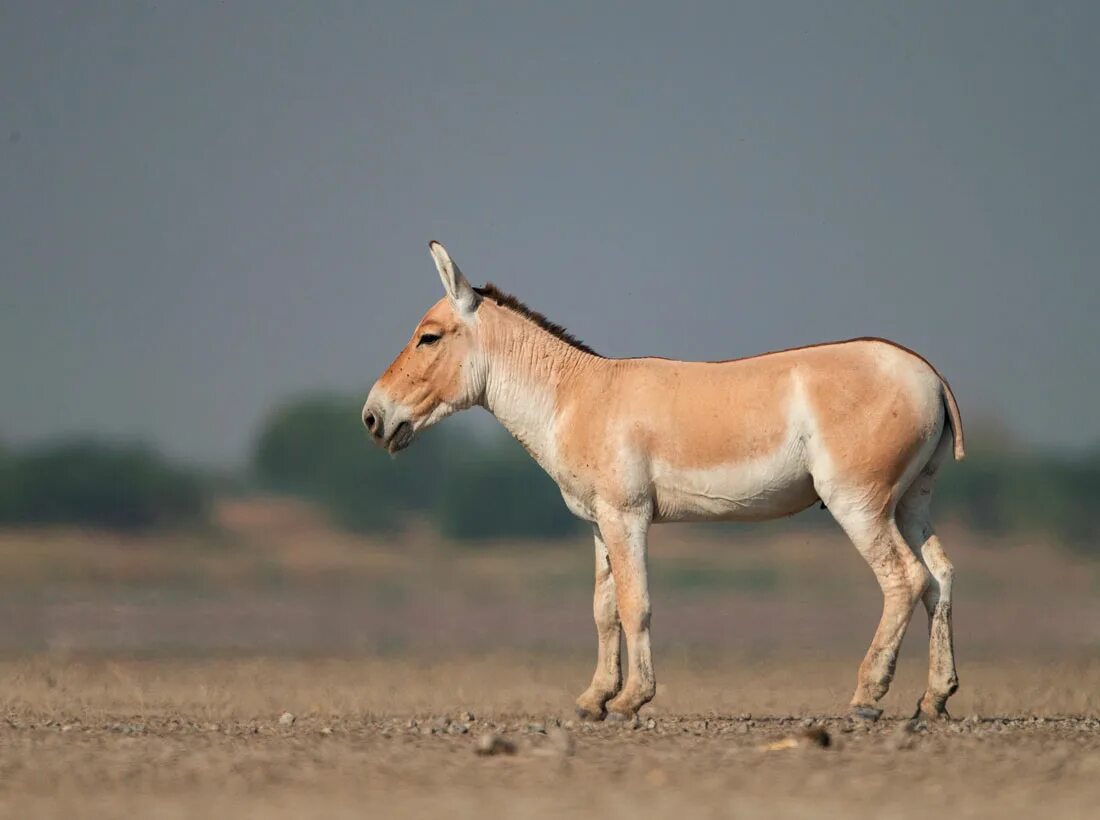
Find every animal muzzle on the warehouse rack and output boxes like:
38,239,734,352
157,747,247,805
362,392,415,454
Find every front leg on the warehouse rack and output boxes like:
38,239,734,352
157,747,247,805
575,526,622,721
597,510,655,719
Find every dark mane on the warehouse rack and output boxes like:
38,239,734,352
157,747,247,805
475,283,600,357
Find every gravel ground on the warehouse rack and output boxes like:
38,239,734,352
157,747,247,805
0,654,1096,818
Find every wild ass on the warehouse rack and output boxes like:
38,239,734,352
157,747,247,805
363,242,965,722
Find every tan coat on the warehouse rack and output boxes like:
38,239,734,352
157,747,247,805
364,242,964,723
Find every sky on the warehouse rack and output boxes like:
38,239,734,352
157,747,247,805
2,1,1098,465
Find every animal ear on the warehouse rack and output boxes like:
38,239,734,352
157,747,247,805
428,241,479,316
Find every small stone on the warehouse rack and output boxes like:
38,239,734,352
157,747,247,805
459,711,475,722
801,726,831,748
763,727,831,752
431,716,451,732
449,722,469,734
278,712,296,727
646,718,657,730
61,724,75,733
739,712,752,721
475,732,517,756
802,718,815,728
526,722,546,734
319,727,333,736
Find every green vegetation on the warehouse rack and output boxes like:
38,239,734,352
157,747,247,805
435,441,579,540
251,395,424,532
2,393,1098,550
937,450,1100,548
0,439,207,531
250,394,580,540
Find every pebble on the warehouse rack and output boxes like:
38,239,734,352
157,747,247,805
278,712,296,727
763,727,831,752
801,727,831,748
475,732,517,756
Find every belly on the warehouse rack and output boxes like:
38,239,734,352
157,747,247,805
650,452,818,523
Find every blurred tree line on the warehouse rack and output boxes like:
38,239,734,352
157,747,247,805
0,439,207,531
250,394,579,540
1,394,1100,550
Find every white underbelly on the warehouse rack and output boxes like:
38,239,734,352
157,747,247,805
651,453,817,523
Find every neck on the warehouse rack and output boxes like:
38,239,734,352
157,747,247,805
477,306,600,467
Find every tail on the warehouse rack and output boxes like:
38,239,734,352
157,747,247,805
940,378,966,461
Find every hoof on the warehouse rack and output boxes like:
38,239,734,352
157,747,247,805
605,711,639,727
913,699,951,722
575,706,606,722
850,705,883,722
915,695,950,717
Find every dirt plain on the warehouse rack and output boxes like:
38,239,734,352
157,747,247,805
0,653,1097,819
0,503,1096,817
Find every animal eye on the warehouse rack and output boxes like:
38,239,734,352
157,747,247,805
417,333,441,347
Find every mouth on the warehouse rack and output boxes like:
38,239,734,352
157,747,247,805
385,420,414,454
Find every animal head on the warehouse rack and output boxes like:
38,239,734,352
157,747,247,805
362,242,486,453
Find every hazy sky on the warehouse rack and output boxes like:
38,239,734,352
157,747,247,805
3,2,1098,464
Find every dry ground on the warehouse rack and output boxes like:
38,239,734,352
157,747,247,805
0,506,1096,816
0,653,1097,819
0,500,1096,655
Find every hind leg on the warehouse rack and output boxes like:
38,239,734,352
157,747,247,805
830,503,931,720
898,469,959,720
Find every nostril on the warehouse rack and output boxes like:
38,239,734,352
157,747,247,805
364,410,383,439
